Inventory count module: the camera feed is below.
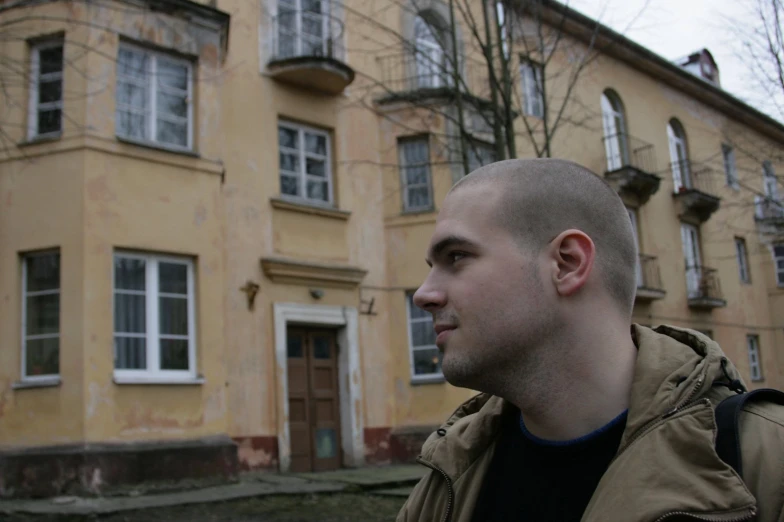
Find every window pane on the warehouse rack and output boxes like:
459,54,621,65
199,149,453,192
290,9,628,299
406,165,428,185
114,294,146,333
777,259,784,270
280,152,299,173
411,320,436,347
38,79,62,104
26,294,59,335
156,119,187,146
157,91,187,118
39,46,63,74
157,59,188,91
115,336,146,369
278,10,297,58
26,253,59,292
25,337,59,375
279,126,299,149
775,245,784,256
303,0,323,13
288,335,303,358
117,111,146,140
117,81,147,110
315,428,337,459
115,257,146,290
408,295,428,319
306,157,326,177
38,109,61,135
281,174,299,196
160,339,189,370
313,336,331,359
408,187,430,209
159,262,187,294
412,348,442,375
305,133,327,155
307,180,328,201
159,297,188,336
118,48,148,77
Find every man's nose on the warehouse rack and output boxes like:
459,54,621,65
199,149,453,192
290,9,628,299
413,277,446,312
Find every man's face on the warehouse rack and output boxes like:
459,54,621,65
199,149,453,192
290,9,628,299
413,183,557,390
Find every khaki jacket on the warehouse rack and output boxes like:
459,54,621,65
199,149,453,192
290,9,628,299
397,325,784,522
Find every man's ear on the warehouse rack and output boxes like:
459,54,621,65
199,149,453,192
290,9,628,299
548,229,595,297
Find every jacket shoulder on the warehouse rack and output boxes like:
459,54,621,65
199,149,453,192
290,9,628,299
738,401,784,522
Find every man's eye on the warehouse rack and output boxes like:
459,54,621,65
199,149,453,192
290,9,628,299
448,252,466,263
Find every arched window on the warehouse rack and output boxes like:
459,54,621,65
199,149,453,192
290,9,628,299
414,15,447,89
667,118,691,192
600,90,628,171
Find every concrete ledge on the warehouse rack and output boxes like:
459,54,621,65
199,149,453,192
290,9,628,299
0,435,238,499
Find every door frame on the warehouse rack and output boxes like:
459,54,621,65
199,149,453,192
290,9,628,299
273,303,364,472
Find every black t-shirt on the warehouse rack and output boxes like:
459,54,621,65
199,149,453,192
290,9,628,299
471,407,628,522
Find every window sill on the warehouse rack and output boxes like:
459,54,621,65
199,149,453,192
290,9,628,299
270,197,351,221
116,136,199,158
113,375,205,385
401,207,436,216
12,377,61,389
18,133,63,147
411,374,446,385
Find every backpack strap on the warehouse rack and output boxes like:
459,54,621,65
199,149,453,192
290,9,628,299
715,388,784,477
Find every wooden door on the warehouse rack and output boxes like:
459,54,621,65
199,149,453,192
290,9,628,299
287,328,342,472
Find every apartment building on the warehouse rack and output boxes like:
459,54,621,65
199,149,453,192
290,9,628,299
0,0,782,496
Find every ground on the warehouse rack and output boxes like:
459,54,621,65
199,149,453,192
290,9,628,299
2,493,406,522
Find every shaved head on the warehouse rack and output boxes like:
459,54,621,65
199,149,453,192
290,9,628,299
451,158,638,315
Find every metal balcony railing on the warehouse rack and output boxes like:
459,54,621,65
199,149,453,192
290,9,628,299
685,265,723,301
271,8,346,62
671,160,718,197
602,133,657,174
755,195,784,220
637,254,663,291
376,52,489,98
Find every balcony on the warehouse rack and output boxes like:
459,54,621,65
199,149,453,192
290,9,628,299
268,8,354,95
671,161,721,223
375,53,490,106
635,254,665,302
755,195,784,234
602,134,661,206
685,265,727,309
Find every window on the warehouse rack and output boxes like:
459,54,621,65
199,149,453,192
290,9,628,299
774,244,784,286
627,207,643,288
467,139,496,173
276,0,332,59
22,251,60,379
735,237,751,284
681,223,702,298
28,41,64,139
278,121,332,205
113,253,196,380
406,293,442,378
601,90,628,171
722,144,738,188
747,335,763,382
115,44,193,150
763,160,780,202
667,119,690,192
399,137,433,211
520,59,543,118
414,15,448,89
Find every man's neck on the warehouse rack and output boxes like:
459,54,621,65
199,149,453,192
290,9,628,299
505,325,638,442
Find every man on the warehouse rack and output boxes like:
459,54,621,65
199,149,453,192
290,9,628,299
398,159,784,522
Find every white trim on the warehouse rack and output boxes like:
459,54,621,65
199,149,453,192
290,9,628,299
113,375,205,385
278,120,334,205
273,302,363,472
735,237,750,284
668,120,690,192
747,334,763,382
398,137,433,212
520,60,543,118
112,251,197,380
28,40,64,140
115,43,194,152
21,250,61,379
405,292,442,380
722,144,739,189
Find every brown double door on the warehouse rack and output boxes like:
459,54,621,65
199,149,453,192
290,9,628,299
287,328,342,472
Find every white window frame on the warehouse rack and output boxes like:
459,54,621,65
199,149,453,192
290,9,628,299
21,250,61,381
113,251,197,383
399,137,433,212
275,0,332,59
668,120,691,192
601,91,628,171
747,334,763,382
115,43,194,152
763,160,780,202
735,237,751,284
414,15,446,89
28,40,64,140
406,292,442,381
722,144,738,189
278,120,334,206
681,223,702,298
774,244,784,287
520,59,543,118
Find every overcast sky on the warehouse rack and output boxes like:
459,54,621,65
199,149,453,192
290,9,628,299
569,0,770,115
